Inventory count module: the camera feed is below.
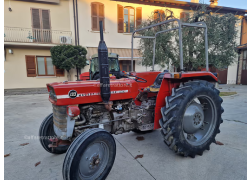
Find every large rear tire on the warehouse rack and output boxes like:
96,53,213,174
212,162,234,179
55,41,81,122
39,113,69,154
159,80,224,158
63,128,116,180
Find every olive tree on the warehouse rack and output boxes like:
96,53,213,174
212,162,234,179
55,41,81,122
50,45,87,80
138,4,240,71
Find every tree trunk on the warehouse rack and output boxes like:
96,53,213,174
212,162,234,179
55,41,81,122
67,70,71,81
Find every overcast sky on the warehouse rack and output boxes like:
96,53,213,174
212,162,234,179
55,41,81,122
184,0,247,9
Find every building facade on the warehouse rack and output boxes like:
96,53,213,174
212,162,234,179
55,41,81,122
236,16,247,85
4,0,247,89
4,0,71,89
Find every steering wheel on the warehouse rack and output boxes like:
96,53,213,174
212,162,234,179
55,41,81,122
127,74,147,83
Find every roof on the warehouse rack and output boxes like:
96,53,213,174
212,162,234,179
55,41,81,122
111,0,247,15
86,47,142,60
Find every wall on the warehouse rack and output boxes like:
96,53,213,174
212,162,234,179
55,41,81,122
74,0,183,49
69,0,184,74
4,48,68,89
226,17,243,84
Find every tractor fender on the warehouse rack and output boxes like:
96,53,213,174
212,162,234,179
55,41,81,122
153,71,218,130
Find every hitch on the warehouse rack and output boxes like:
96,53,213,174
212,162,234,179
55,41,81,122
48,138,71,152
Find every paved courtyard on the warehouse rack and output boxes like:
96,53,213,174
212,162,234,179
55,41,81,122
4,85,247,180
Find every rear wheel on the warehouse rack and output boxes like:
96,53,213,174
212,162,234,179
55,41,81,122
63,128,116,180
39,113,69,154
159,80,224,158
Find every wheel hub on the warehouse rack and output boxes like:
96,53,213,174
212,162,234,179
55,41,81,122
89,154,101,168
183,102,204,134
79,142,109,180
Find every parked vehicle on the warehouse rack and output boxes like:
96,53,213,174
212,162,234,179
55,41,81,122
39,20,223,180
80,53,121,80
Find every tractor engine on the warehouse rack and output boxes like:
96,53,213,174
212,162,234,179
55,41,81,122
68,98,156,137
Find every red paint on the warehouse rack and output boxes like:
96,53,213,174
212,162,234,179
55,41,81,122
67,105,80,117
80,72,90,80
48,71,218,130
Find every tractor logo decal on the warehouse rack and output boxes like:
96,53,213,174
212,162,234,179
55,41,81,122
57,90,129,99
68,90,77,99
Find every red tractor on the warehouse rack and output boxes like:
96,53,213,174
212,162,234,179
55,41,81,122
39,20,223,180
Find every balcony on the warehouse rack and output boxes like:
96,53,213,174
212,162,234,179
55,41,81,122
4,27,72,47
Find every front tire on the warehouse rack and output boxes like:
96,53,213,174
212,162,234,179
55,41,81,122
159,80,224,158
63,128,116,180
39,113,69,154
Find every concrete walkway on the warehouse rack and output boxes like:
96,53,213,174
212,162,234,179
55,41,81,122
4,85,247,180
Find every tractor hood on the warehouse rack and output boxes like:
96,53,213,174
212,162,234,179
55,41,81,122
47,78,139,106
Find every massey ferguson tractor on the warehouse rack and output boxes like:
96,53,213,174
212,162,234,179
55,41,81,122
39,20,223,180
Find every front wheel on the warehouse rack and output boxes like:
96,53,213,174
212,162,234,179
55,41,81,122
62,128,116,180
160,80,224,158
39,113,69,154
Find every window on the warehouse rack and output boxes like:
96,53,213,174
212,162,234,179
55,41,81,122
180,12,189,21
37,57,55,76
25,55,64,77
154,9,165,22
119,60,135,72
31,8,51,43
124,7,135,33
117,5,142,33
91,2,105,31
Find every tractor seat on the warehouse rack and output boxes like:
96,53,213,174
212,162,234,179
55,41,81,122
148,70,168,93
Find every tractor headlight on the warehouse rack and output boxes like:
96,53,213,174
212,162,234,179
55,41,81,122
49,86,57,101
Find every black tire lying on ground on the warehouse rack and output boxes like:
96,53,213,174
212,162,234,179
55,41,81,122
159,80,224,158
63,128,116,180
39,113,69,154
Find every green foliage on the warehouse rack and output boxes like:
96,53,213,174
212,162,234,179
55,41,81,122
138,4,240,71
50,45,87,72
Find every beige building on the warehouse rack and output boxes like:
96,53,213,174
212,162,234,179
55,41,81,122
4,0,71,89
4,0,246,89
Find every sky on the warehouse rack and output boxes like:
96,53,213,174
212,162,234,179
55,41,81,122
185,0,247,9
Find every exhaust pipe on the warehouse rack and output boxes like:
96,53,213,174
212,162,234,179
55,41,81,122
98,21,110,103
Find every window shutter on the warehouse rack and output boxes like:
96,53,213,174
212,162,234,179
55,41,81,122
136,7,142,28
55,67,64,77
180,12,189,21
25,55,36,77
117,4,124,33
99,3,105,31
42,10,50,29
91,2,98,31
31,9,40,29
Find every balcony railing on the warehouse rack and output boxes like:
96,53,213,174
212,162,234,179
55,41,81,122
4,27,72,45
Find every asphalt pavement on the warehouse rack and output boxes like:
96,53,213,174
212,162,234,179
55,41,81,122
4,85,247,180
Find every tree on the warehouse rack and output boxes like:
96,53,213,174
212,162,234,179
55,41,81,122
50,45,87,80
138,4,240,71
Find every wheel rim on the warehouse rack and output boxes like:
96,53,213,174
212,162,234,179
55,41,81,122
78,141,109,180
182,95,217,146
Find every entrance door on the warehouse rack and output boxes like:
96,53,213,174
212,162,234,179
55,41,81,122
31,8,51,43
241,50,247,85
119,60,135,72
216,68,228,84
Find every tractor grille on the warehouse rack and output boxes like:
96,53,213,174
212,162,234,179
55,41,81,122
52,104,67,131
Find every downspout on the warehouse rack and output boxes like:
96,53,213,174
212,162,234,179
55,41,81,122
76,0,79,46
73,0,80,80
76,0,81,77
72,0,77,46
236,17,243,84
